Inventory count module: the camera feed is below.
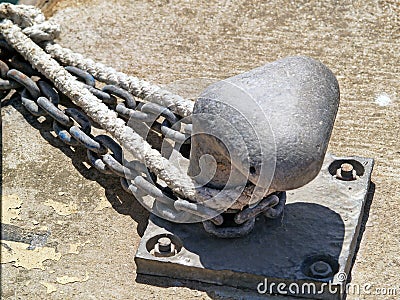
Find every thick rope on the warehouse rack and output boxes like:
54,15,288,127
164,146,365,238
0,3,45,28
0,3,193,118
42,42,194,117
0,20,194,194
0,18,254,208
23,22,60,43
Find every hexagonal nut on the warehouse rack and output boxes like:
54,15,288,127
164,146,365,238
153,242,176,257
309,261,333,279
336,163,357,181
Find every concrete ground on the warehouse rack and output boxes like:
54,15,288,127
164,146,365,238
1,0,399,299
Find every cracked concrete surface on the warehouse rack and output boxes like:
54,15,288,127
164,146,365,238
1,0,399,299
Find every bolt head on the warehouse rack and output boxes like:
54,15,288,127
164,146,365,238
336,163,356,180
151,236,177,257
158,237,172,252
309,261,333,278
340,163,353,173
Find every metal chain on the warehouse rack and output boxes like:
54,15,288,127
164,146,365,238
0,42,221,224
1,38,285,238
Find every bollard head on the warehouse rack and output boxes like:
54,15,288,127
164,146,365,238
189,56,339,207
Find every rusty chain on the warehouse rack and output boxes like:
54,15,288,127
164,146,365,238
0,39,285,238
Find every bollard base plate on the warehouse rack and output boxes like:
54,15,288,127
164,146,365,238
135,154,374,300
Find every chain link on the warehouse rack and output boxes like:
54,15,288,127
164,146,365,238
1,38,285,238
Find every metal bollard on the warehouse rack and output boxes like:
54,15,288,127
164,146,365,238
188,56,340,206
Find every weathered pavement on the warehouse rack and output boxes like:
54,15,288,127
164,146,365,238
1,0,399,299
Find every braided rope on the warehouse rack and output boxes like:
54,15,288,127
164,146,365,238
0,3,193,118
0,3,45,28
42,42,194,117
1,17,257,208
0,19,193,192
22,22,60,43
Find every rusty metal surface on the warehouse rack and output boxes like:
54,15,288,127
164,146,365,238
135,154,374,300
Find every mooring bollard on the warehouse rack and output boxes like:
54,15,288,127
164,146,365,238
0,7,375,296
189,56,340,207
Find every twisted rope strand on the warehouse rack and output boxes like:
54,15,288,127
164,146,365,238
1,18,255,207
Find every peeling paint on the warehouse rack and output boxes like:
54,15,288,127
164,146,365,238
68,243,80,254
1,240,61,270
44,199,78,216
67,241,90,254
1,223,49,249
56,273,89,284
2,194,23,224
40,281,58,294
